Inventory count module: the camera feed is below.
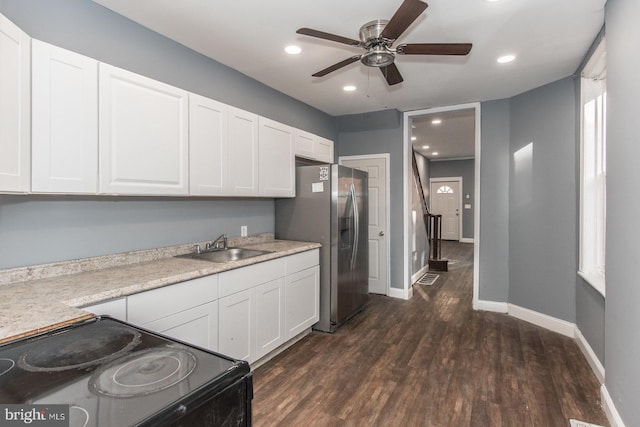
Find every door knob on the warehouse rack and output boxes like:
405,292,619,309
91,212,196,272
379,231,385,237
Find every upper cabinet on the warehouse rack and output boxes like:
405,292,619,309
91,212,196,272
189,93,229,196
98,64,189,195
294,129,334,164
259,117,295,197
0,15,30,193
31,40,98,193
228,107,259,196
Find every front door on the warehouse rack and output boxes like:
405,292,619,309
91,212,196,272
339,156,389,295
430,178,461,241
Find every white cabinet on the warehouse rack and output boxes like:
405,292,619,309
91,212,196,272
255,278,285,359
228,107,259,196
99,63,189,195
259,117,295,197
127,274,218,351
294,130,334,164
219,288,254,361
189,93,229,195
83,297,127,321
0,14,30,193
31,40,98,193
285,250,320,338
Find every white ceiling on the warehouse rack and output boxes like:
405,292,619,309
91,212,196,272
412,108,475,160
92,0,605,118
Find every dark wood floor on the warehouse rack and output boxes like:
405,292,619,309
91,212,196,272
252,242,607,426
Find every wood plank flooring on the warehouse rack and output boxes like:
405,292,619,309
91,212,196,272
252,242,607,426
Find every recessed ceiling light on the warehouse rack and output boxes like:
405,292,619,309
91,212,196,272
285,45,301,55
343,85,356,92
497,54,516,64
431,119,442,124
432,152,439,156
422,145,430,149
411,136,417,141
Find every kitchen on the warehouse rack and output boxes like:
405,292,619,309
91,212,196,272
1,0,639,425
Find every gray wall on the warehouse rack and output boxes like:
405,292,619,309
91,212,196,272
337,110,404,289
0,0,336,269
478,99,510,302
429,159,475,239
604,0,640,424
508,77,578,322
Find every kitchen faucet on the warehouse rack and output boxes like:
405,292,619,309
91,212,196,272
206,234,228,251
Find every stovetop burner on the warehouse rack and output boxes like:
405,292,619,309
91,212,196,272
91,347,197,398
18,324,141,372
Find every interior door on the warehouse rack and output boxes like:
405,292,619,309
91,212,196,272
430,179,461,241
339,157,389,295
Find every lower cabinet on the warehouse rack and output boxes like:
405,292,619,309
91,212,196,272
255,278,285,359
285,266,319,339
83,297,127,321
218,288,253,361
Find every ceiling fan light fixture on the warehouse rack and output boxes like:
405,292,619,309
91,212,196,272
361,47,395,68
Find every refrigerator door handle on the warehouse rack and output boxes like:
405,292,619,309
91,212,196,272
350,183,359,270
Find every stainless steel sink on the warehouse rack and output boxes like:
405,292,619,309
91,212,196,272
176,247,272,263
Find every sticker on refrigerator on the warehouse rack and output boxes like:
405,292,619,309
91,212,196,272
312,182,324,193
319,166,329,181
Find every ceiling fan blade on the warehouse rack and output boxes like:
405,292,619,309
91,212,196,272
396,43,472,55
297,28,362,47
380,63,404,85
381,0,428,41
312,56,362,77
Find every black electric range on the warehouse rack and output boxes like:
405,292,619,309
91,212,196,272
0,317,252,426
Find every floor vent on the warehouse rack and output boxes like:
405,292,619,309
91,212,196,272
569,420,604,427
416,272,439,286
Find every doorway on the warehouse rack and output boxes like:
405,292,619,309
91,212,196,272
339,154,390,296
429,177,462,241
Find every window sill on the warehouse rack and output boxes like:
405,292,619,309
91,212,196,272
578,270,606,298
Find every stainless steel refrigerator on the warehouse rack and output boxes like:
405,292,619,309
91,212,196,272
275,164,368,333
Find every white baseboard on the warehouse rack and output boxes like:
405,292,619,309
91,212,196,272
389,286,413,300
507,304,576,338
574,328,605,384
459,237,474,243
602,384,626,427
474,299,508,313
411,265,430,284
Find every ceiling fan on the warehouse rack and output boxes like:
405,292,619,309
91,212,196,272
296,0,472,86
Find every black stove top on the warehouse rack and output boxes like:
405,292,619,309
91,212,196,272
0,317,250,426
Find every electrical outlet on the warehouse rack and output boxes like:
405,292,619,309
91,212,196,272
241,226,248,237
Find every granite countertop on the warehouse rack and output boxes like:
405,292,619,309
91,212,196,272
0,235,320,344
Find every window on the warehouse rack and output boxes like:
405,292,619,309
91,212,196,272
436,185,454,194
579,37,606,297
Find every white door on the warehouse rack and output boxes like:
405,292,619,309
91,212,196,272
430,179,461,241
339,156,389,295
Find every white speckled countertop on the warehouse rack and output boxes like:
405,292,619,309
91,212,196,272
0,234,320,344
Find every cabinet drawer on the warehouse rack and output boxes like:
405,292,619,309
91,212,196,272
219,258,285,297
128,274,218,325
285,249,319,275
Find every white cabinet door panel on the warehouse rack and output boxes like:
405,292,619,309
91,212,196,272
32,40,98,193
228,107,259,196
285,266,319,338
0,14,30,193
255,278,285,359
99,64,188,195
219,288,254,362
294,129,315,159
189,94,228,195
315,136,334,163
258,117,294,197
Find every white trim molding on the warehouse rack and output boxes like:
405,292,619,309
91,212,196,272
574,328,605,384
389,285,413,300
459,238,474,243
411,264,430,284
507,304,576,338
602,385,626,427
475,299,508,313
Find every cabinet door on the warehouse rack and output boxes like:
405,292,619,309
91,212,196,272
142,302,219,352
219,288,254,362
83,297,127,321
294,129,316,160
32,40,98,193
258,117,295,197
0,14,30,193
255,278,285,360
189,94,228,195
285,266,320,338
99,63,189,195
228,107,259,196
315,136,334,164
